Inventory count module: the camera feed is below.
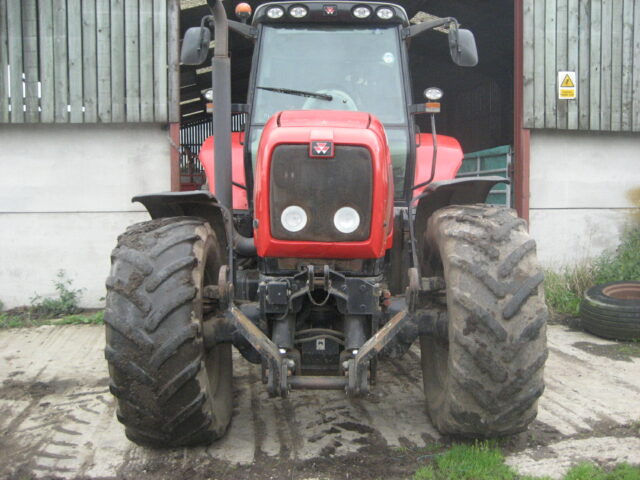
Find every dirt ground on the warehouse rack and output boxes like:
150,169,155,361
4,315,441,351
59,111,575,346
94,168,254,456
0,323,639,480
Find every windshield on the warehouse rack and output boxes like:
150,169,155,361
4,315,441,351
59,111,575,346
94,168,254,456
252,25,407,124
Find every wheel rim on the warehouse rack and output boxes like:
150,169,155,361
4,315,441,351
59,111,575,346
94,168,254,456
421,335,450,414
602,282,640,300
196,226,230,419
205,347,222,395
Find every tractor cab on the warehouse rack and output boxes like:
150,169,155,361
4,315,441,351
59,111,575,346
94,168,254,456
246,3,412,200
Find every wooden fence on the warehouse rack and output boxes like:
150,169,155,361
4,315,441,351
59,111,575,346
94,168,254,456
0,0,179,124
523,0,640,132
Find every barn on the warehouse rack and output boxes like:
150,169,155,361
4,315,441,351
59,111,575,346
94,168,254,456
0,0,639,308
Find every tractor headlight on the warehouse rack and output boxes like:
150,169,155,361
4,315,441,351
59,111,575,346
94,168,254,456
333,207,360,234
376,7,394,19
281,205,308,232
203,89,213,101
352,5,372,18
266,6,285,19
289,5,308,18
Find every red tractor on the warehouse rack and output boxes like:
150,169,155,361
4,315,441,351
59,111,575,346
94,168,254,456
105,0,548,447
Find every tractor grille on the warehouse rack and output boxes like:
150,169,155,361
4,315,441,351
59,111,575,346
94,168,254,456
270,144,372,242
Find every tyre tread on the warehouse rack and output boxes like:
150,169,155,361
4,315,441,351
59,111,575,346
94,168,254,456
421,204,548,437
105,217,231,447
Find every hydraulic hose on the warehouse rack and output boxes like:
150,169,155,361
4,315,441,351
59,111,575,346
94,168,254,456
233,229,256,256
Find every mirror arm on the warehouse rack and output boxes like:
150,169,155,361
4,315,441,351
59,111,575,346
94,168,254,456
403,17,457,39
412,114,438,191
197,15,214,56
228,20,257,39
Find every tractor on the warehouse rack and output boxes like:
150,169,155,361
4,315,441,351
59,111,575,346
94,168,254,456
105,0,548,447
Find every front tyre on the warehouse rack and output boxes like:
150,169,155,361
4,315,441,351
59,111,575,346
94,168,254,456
105,217,232,447
420,205,548,436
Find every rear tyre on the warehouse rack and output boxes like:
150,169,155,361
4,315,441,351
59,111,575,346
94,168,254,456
419,205,548,436
105,217,232,447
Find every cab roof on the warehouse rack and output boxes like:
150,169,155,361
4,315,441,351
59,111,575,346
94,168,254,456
253,1,410,27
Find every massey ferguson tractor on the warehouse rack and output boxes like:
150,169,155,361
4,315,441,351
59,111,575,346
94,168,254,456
105,0,548,447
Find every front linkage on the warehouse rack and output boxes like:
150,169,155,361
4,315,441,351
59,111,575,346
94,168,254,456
209,262,447,397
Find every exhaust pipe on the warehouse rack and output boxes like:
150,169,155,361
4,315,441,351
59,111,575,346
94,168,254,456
208,1,256,255
209,0,233,210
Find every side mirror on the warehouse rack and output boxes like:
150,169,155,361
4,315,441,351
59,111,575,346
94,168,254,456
448,28,478,67
180,27,211,66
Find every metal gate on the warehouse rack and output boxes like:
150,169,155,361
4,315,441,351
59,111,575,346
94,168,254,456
456,145,513,207
179,115,246,190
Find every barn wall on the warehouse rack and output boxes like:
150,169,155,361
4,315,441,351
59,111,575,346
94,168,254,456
528,129,640,266
0,124,170,309
0,0,180,124
522,0,640,132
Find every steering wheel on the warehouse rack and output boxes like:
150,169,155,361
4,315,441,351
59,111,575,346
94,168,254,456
302,89,358,111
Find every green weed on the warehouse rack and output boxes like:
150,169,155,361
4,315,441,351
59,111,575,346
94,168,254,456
0,271,104,329
595,227,640,282
545,226,640,316
30,270,83,318
0,313,26,329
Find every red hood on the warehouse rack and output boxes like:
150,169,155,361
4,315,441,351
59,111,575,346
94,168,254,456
276,110,372,129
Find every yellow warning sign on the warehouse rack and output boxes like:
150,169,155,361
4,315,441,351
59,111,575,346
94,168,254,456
560,74,575,88
558,71,577,100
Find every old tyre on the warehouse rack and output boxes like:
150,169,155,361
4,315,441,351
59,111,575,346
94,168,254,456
420,204,548,436
105,217,232,447
580,281,640,340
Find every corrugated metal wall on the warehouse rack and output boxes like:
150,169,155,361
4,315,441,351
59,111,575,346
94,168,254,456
0,0,179,124
523,0,640,132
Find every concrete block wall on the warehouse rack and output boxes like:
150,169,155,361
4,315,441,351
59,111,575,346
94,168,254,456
529,130,640,267
0,124,171,309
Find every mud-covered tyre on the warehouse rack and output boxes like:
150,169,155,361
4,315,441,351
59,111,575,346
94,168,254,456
580,281,640,340
419,204,548,436
105,217,232,447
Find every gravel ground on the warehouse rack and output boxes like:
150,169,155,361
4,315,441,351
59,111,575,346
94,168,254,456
0,323,639,479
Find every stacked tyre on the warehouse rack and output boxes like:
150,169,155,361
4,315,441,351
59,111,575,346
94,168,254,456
580,281,640,341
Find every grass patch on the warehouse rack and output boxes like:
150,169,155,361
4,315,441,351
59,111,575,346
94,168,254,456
414,441,516,480
49,310,104,325
413,442,640,480
564,463,640,480
544,226,640,316
0,310,104,329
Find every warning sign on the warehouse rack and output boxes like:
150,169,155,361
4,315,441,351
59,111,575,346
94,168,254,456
558,71,577,99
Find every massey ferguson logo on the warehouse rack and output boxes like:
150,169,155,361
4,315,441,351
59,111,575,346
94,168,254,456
323,5,337,15
310,141,334,158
